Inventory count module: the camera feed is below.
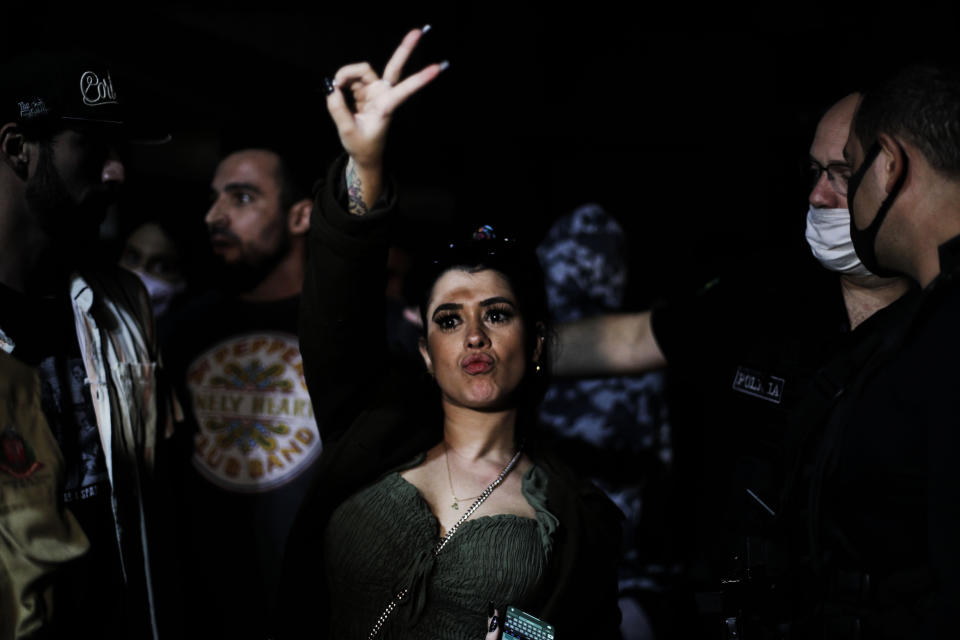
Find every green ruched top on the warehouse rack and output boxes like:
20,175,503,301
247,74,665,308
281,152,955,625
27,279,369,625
323,457,558,639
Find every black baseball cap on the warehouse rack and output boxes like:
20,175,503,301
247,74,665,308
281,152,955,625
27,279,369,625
0,50,170,143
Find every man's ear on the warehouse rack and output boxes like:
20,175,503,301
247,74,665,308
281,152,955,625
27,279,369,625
287,198,312,236
418,337,434,376
0,123,30,179
877,132,908,195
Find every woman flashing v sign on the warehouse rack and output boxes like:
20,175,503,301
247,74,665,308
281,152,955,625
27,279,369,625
277,28,623,640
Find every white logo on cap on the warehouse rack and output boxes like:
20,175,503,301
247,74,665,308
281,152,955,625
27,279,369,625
80,71,118,107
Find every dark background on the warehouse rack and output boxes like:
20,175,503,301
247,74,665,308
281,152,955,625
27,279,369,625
7,4,960,308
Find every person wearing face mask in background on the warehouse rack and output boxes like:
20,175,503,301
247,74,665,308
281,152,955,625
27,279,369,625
548,94,915,637
782,64,960,639
118,220,187,318
801,94,912,331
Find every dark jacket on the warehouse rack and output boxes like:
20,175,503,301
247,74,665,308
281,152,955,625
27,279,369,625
277,159,623,638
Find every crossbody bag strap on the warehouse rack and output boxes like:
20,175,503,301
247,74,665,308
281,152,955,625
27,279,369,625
367,446,523,639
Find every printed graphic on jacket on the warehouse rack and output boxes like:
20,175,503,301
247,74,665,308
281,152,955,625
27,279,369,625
37,356,108,503
0,427,43,478
188,332,321,492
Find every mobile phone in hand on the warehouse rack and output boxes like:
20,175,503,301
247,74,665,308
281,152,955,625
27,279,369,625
503,605,555,640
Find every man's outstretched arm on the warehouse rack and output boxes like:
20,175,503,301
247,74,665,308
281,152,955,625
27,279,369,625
553,311,667,377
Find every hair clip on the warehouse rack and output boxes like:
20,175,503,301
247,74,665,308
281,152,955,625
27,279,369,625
472,225,496,241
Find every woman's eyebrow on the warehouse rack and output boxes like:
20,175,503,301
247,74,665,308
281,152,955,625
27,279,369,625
480,297,516,308
431,302,462,319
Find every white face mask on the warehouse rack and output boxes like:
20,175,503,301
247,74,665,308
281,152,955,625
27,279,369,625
134,270,185,317
804,205,874,278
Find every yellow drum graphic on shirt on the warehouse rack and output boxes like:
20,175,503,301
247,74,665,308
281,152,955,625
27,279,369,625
188,332,321,492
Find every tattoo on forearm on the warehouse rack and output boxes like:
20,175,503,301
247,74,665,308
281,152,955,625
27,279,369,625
346,158,369,216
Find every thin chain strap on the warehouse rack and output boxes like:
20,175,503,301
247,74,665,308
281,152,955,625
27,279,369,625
433,447,522,555
367,589,409,640
366,445,524,639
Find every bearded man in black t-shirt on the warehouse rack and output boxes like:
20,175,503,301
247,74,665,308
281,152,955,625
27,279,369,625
162,141,324,639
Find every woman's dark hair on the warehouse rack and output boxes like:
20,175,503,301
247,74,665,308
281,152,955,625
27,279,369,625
413,226,553,414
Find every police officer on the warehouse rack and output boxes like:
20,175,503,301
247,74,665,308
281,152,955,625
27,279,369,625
552,94,915,637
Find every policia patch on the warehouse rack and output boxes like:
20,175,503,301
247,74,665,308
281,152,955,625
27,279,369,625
731,366,785,404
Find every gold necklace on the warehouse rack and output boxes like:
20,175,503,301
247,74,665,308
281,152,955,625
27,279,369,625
443,441,515,510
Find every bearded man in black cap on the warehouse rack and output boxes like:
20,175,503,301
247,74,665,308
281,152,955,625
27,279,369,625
0,52,175,639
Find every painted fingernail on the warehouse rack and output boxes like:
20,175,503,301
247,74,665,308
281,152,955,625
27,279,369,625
323,77,335,95
421,24,432,34
489,615,499,633
438,60,450,72
487,601,494,617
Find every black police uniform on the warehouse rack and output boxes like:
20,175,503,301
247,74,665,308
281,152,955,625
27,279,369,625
649,249,915,638
794,236,960,639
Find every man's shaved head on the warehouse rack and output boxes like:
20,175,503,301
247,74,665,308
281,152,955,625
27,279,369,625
808,93,859,209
